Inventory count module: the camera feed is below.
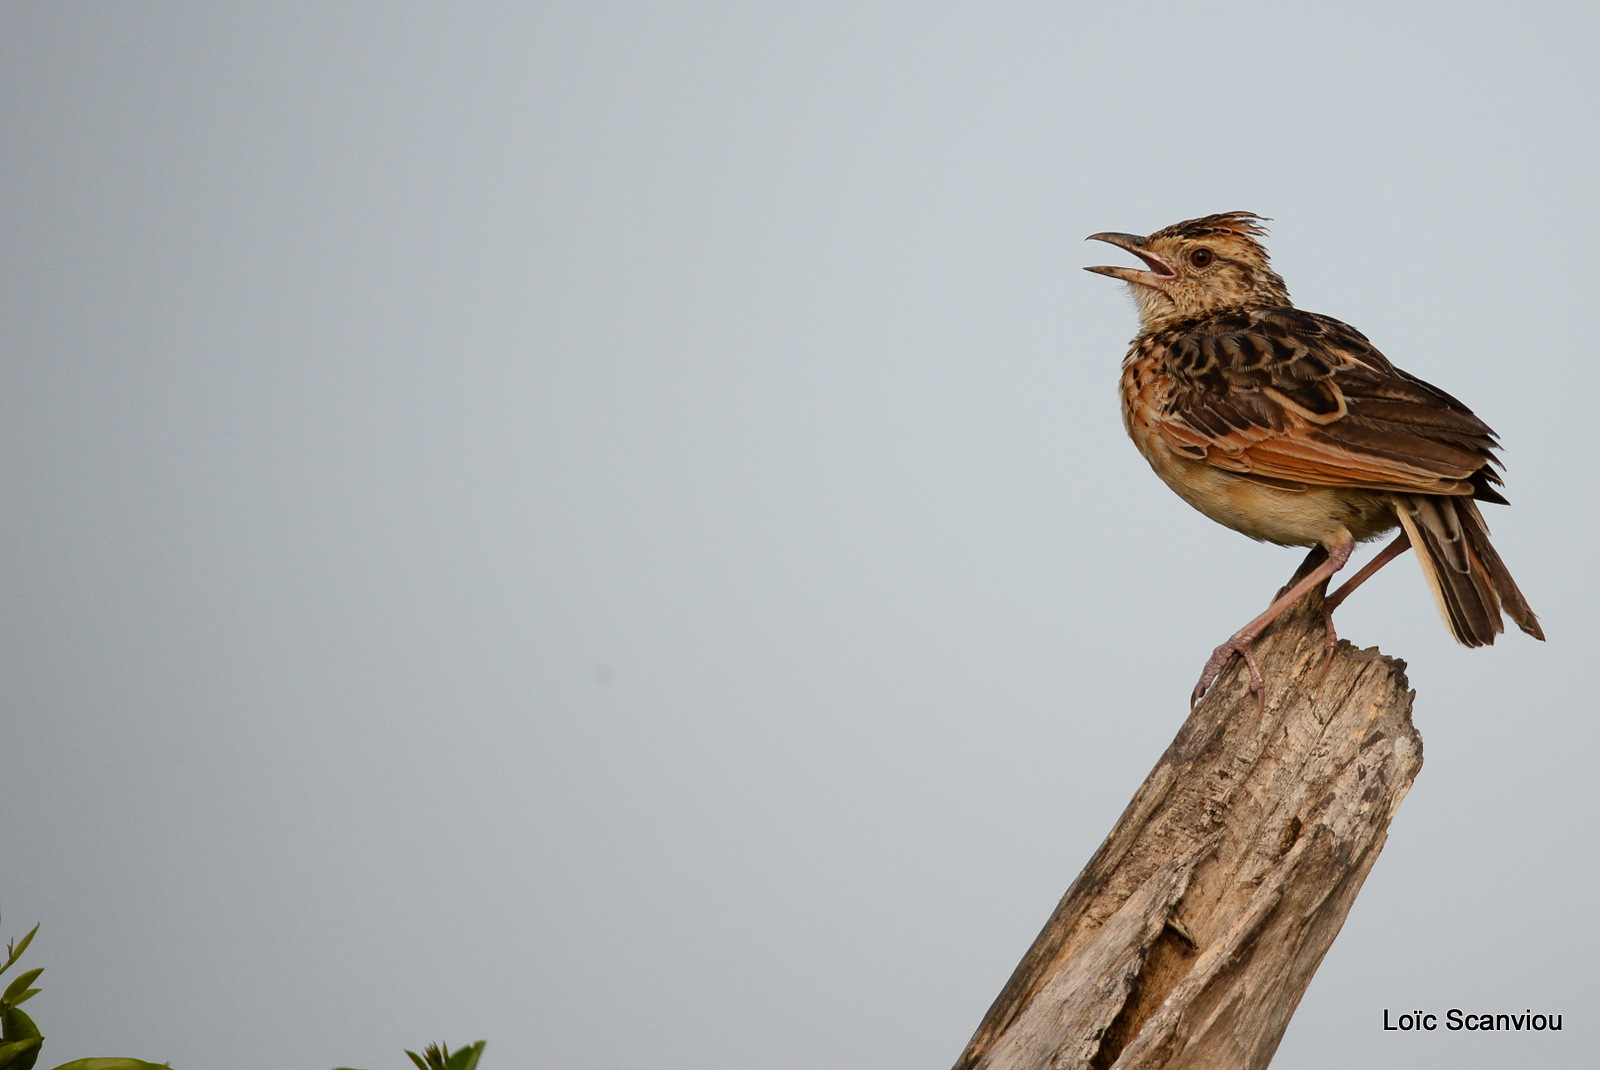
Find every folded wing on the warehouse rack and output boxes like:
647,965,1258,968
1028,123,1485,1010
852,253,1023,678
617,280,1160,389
1148,308,1507,502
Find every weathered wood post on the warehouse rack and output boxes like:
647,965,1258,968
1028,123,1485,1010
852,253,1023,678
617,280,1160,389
952,578,1421,1070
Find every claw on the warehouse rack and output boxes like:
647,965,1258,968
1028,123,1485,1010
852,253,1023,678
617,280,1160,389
1191,635,1267,713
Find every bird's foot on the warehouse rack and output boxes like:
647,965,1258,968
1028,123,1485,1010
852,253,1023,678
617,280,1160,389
1191,632,1266,712
1316,605,1341,681
1189,537,1357,713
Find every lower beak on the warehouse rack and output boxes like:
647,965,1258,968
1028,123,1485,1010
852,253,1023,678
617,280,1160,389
1085,231,1175,288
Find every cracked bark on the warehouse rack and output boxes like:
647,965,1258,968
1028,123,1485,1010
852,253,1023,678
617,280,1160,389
952,578,1422,1070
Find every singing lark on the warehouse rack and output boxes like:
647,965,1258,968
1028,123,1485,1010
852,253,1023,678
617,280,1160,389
1085,212,1543,706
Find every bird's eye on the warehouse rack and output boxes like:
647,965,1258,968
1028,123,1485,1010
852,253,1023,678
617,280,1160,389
1189,248,1214,268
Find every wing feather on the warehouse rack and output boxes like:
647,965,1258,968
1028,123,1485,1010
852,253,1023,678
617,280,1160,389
1146,308,1503,498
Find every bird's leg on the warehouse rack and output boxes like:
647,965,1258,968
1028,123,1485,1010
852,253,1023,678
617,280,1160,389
1313,531,1414,677
1191,537,1355,710
1325,531,1412,613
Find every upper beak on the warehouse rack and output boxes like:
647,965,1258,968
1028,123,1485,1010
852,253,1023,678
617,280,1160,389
1084,231,1176,288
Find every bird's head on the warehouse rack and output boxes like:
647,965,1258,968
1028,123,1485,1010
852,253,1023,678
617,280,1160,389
1085,212,1291,329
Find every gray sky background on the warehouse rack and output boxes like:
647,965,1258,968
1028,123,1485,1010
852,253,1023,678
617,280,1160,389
3,4,1597,1068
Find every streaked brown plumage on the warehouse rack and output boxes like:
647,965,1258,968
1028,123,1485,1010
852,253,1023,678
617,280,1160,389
1086,212,1543,706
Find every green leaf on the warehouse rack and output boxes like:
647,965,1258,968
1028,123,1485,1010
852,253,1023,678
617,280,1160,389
445,1042,483,1070
1,1006,41,1043
3,931,36,969
0,1037,43,1070
2,971,43,1007
45,1061,175,1070
1,929,38,976
404,1052,429,1070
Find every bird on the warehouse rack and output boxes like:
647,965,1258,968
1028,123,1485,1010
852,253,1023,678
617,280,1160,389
1084,212,1543,707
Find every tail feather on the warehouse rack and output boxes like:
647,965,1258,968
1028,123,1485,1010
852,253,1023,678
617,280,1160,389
1394,494,1544,646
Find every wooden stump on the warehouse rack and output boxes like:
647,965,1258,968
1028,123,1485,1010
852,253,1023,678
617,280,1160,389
952,584,1421,1070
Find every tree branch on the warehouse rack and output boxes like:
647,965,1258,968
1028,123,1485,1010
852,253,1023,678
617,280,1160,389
953,581,1421,1070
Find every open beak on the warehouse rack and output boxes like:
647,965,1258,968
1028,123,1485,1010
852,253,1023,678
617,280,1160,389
1084,232,1175,288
